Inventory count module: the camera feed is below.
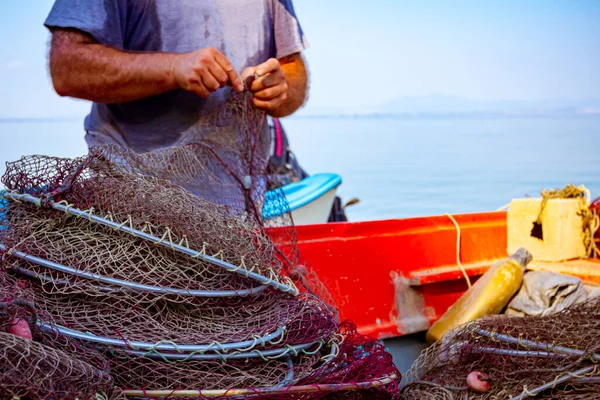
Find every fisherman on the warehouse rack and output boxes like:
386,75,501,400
43,1,308,168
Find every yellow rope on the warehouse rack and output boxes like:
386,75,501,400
445,214,472,288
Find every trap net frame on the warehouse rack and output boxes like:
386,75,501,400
401,297,600,400
0,89,400,399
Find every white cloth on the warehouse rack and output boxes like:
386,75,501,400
506,270,590,317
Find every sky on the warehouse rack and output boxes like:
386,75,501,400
0,0,599,118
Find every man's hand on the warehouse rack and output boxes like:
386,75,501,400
242,58,288,112
172,47,244,98
48,28,307,109
241,53,308,118
49,29,246,103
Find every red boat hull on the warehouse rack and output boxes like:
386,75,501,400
269,212,509,339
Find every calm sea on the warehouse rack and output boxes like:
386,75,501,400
1,115,599,221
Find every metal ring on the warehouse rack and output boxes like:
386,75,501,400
1,247,266,298
38,322,287,353
117,341,321,361
1,192,298,296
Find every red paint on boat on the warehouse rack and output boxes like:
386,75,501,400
269,210,600,339
268,211,508,339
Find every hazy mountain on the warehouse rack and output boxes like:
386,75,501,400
379,96,600,114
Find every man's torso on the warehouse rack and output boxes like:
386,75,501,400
84,1,276,153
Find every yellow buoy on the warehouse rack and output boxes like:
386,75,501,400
426,248,532,343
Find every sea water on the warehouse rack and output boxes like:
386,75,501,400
1,115,599,221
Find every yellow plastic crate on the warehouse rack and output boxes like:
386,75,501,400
507,198,587,262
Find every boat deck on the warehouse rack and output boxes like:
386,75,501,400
383,333,429,375
268,212,600,379
383,257,600,378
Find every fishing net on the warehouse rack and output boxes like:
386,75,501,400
401,296,600,399
0,89,399,398
0,270,119,400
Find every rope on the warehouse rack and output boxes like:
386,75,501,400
444,214,472,289
497,203,510,212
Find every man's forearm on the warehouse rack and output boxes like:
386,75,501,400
49,29,178,103
268,54,308,118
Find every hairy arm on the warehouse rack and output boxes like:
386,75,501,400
270,53,308,118
244,53,309,118
48,29,243,104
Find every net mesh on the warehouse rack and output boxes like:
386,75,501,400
0,90,399,398
0,270,119,400
401,297,600,399
1,146,290,296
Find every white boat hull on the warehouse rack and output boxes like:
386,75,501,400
290,187,338,226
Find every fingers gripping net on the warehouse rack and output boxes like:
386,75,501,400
401,297,600,399
0,91,400,398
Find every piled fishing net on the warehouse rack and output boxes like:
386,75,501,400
401,296,600,399
0,89,399,398
0,269,119,399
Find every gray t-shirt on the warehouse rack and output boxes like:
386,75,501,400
44,0,308,154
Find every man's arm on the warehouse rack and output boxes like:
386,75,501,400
244,53,308,118
49,29,243,104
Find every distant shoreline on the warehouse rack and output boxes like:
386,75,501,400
290,112,600,120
